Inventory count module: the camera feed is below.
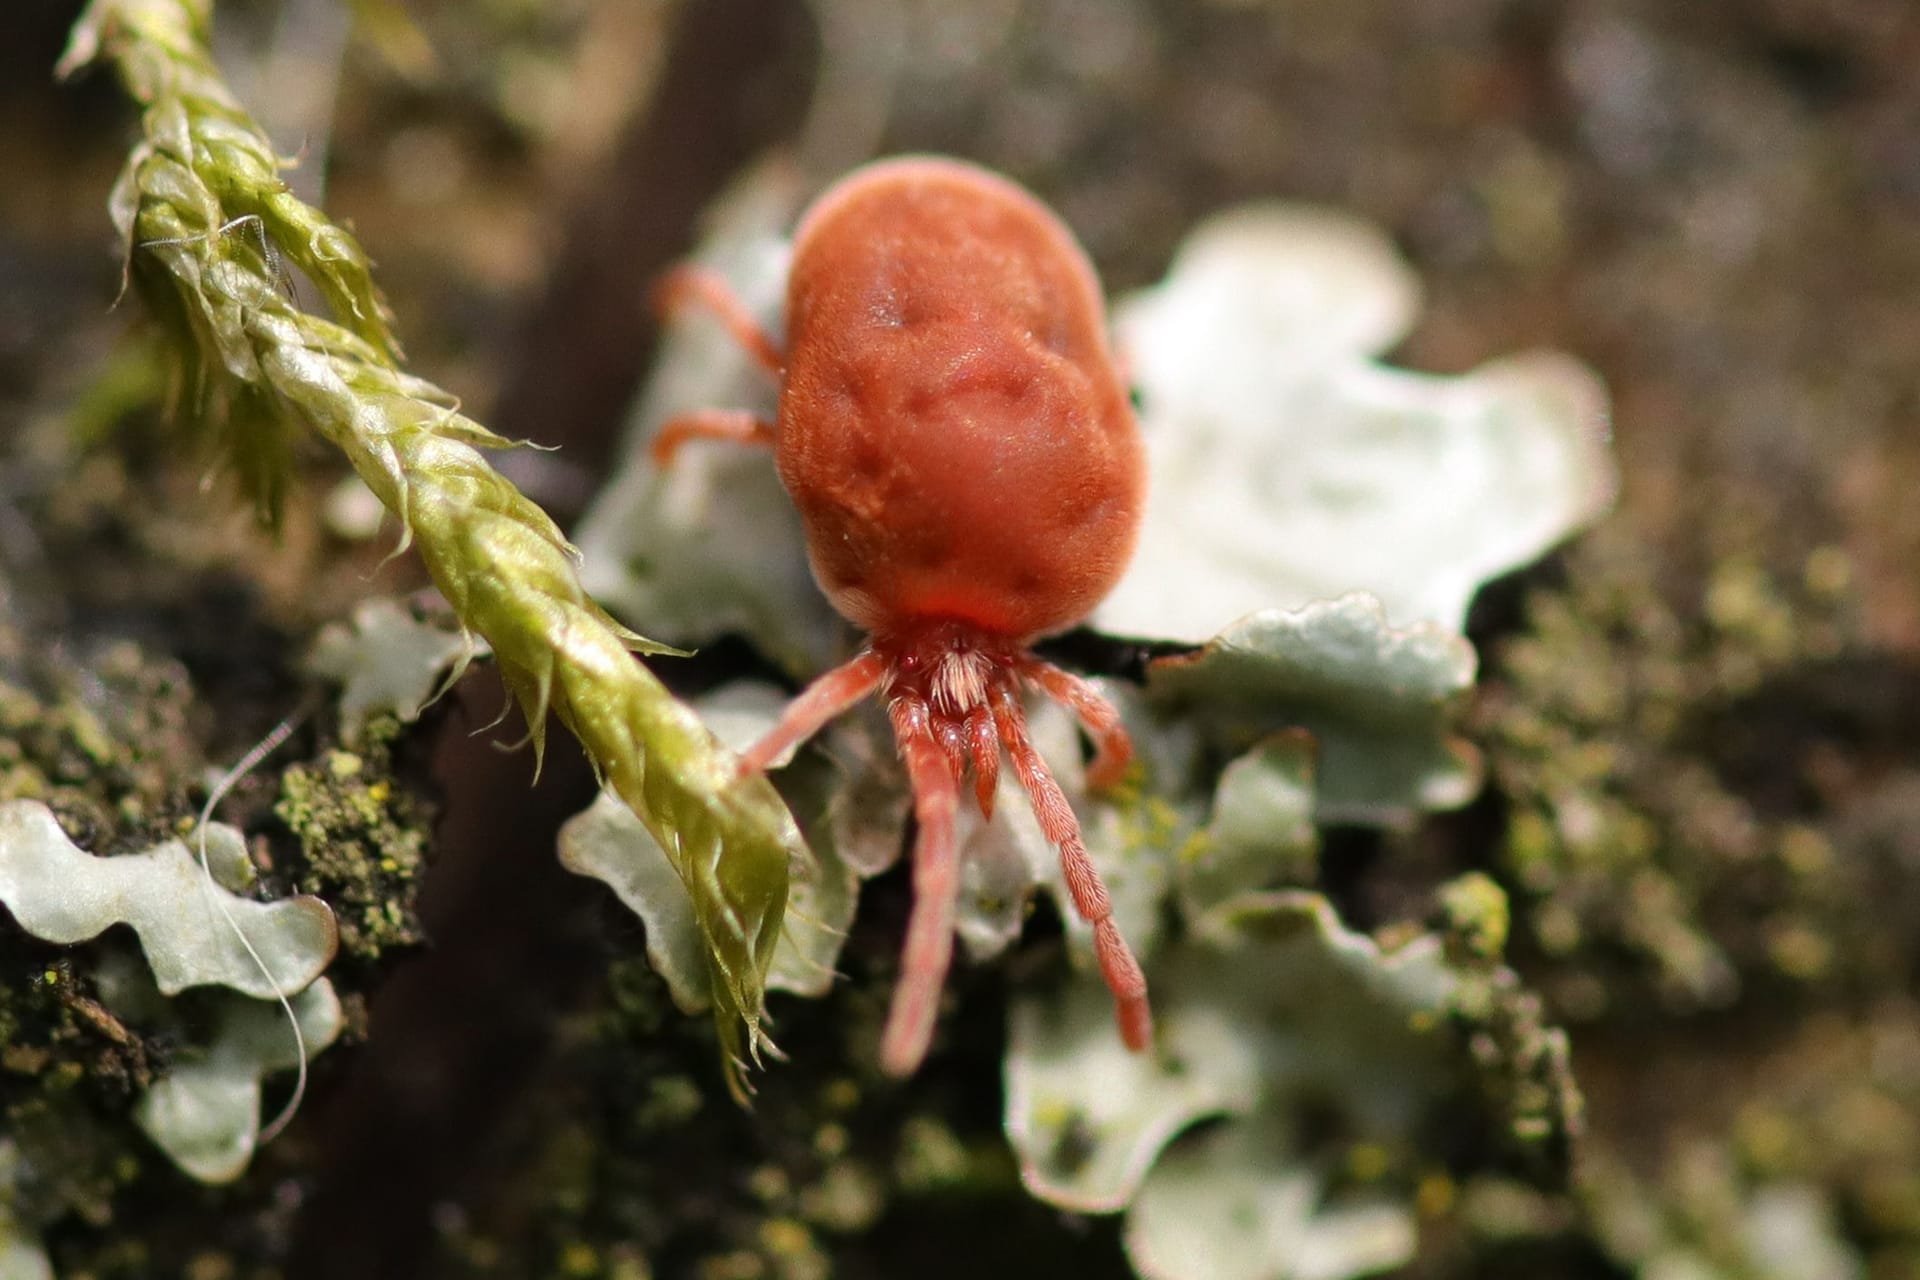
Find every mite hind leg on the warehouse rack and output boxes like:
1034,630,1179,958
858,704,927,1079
990,684,1152,1052
1019,658,1133,790
650,409,778,467
879,695,965,1077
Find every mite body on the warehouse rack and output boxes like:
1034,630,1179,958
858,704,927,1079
654,156,1151,1075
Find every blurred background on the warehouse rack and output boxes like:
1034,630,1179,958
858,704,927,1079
3,1,1919,1277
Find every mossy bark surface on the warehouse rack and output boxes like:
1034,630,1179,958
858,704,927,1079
4,0,1919,1277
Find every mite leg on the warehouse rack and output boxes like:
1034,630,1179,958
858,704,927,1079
992,684,1153,1052
880,695,964,1076
738,650,888,774
652,263,785,375
936,718,969,784
650,409,778,467
1019,658,1134,791
964,705,1000,818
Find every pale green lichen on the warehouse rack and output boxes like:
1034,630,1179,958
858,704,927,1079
1126,1117,1418,1280
304,597,478,736
61,0,803,1089
0,802,345,1195
1176,731,1319,923
1147,594,1482,824
129,979,342,1183
83,945,343,1186
0,799,335,999
1005,892,1461,1279
1098,202,1616,640
1000,856,1582,1280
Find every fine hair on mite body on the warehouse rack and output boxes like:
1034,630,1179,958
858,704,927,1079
652,155,1151,1076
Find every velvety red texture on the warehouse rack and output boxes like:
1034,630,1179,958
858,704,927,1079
774,156,1146,641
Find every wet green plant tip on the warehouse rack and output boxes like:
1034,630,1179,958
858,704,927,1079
60,0,801,1092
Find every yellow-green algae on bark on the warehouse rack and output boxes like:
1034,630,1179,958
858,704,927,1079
58,0,802,1095
273,717,430,963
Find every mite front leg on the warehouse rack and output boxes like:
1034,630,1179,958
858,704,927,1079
652,263,786,375
880,695,964,1077
737,650,889,774
964,705,1000,818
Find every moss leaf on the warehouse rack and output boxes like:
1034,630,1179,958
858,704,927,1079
559,685,858,1012
64,0,800,1082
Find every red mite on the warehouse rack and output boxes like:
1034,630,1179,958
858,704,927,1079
653,155,1151,1076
